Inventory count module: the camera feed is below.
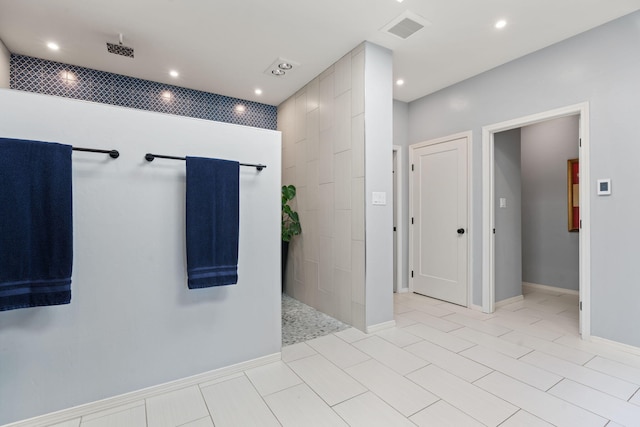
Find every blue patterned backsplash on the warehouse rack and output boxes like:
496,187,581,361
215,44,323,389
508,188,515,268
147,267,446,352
9,54,277,130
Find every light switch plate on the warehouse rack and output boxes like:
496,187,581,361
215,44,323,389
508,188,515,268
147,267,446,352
372,192,387,205
499,197,507,208
597,179,611,195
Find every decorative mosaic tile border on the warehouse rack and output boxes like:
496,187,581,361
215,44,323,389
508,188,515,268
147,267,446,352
9,54,277,130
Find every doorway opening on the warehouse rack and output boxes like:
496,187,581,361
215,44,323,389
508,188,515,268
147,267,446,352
482,102,590,338
392,145,404,293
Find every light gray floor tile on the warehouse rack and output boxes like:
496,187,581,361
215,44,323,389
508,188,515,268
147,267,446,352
406,340,492,382
586,356,640,384
345,359,438,417
146,387,209,427
443,313,512,336
460,345,562,390
333,392,415,427
178,417,214,427
549,379,640,426
245,361,302,396
334,327,369,343
352,335,428,375
402,322,475,353
475,372,607,427
51,419,81,427
521,350,639,400
500,410,554,427
452,327,532,358
81,404,146,427
264,383,348,427
375,326,424,347
200,375,280,427
500,330,594,363
407,365,518,426
281,341,317,362
306,333,370,368
287,354,367,405
410,400,485,427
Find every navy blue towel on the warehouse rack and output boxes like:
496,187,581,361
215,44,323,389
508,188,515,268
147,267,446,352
0,138,73,311
186,157,239,288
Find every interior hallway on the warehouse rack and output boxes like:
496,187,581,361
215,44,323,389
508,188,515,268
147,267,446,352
36,288,640,426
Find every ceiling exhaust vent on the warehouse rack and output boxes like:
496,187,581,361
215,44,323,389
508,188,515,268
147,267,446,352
381,11,431,40
106,34,134,58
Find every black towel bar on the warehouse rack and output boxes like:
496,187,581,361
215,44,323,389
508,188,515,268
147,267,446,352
73,147,120,159
144,153,266,171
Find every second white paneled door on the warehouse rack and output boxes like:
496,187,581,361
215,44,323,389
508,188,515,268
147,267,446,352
410,135,469,306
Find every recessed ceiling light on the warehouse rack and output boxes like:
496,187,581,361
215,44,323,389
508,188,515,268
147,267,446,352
47,42,60,51
255,89,263,95
278,62,293,70
272,69,286,76
396,0,404,3
60,70,76,83
396,79,405,86
169,70,179,78
495,19,507,29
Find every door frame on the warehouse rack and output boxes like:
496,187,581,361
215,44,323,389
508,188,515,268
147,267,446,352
482,102,590,338
409,131,473,306
392,145,406,293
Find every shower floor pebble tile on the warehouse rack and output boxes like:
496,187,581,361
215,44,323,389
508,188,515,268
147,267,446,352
281,294,349,346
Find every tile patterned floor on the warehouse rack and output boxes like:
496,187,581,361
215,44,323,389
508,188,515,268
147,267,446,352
49,288,640,426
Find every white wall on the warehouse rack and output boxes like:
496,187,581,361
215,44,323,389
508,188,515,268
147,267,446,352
0,90,281,424
494,129,522,302
0,38,9,88
407,11,640,346
521,116,579,291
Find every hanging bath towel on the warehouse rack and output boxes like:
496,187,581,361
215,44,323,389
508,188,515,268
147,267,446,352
0,138,73,311
186,157,239,288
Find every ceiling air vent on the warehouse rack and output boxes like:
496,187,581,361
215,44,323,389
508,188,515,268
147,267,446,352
381,11,431,40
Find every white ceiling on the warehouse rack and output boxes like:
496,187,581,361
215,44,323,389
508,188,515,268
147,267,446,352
1,0,639,106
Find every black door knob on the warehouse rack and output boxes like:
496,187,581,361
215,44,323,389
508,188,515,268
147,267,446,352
457,228,465,235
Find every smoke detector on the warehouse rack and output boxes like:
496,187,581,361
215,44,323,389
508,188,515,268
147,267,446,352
381,10,431,39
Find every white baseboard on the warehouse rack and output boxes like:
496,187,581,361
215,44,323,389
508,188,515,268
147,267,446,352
366,320,396,334
395,287,410,294
590,336,640,356
523,282,579,296
495,295,524,308
468,303,484,312
5,352,281,427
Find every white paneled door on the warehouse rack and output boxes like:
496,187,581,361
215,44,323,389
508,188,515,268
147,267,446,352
411,136,468,306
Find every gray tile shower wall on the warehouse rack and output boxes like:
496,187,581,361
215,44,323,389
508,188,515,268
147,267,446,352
9,54,277,130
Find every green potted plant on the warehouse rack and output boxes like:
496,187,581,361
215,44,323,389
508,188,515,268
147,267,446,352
282,185,301,293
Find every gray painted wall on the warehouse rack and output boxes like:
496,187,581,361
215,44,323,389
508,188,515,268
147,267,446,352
0,90,281,424
0,38,9,88
393,100,410,292
521,116,579,291
407,11,640,346
364,43,394,329
494,129,523,302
